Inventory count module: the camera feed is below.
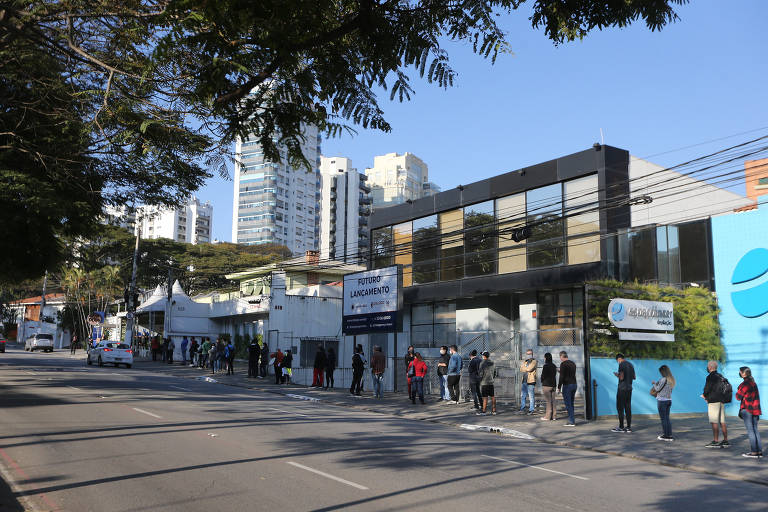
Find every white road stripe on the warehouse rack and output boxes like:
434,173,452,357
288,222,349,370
170,385,191,391
132,407,162,419
481,454,589,481
66,386,81,391
266,407,308,417
286,462,369,490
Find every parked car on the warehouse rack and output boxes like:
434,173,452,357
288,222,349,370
87,341,133,368
0,335,6,353
25,333,54,352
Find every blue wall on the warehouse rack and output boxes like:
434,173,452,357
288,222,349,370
711,196,768,416
592,358,712,416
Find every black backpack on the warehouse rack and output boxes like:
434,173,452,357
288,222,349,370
717,376,733,403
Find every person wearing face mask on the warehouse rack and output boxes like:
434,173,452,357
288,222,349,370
519,349,537,415
437,346,450,401
405,346,416,399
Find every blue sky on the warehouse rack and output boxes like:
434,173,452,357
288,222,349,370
200,1,768,242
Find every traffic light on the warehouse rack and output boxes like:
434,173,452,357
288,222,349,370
511,226,532,243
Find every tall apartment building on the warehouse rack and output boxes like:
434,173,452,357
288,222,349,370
364,152,440,208
103,204,136,232
136,196,213,244
232,126,321,254
319,157,372,263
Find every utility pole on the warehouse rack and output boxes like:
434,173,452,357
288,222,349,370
124,223,141,346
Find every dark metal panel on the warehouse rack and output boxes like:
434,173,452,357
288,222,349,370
557,148,602,181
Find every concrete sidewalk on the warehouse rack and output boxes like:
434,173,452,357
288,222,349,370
133,358,768,485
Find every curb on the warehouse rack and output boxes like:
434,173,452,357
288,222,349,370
137,363,768,487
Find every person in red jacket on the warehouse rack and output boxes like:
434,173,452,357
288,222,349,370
736,366,762,458
408,353,428,404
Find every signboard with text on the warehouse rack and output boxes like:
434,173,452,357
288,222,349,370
608,298,674,342
342,266,402,334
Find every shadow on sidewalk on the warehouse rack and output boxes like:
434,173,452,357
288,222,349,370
0,474,25,512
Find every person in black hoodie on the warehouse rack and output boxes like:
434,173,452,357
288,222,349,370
540,352,558,421
350,345,364,395
324,347,336,389
282,350,293,384
248,339,260,377
467,350,483,410
312,346,326,387
259,343,269,378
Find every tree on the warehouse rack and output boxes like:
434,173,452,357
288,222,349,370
1,0,686,280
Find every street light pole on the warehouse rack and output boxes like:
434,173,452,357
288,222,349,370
124,220,141,346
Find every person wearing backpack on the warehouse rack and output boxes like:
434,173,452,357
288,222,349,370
701,360,730,448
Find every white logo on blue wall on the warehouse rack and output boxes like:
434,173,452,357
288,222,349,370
610,302,626,322
731,248,768,318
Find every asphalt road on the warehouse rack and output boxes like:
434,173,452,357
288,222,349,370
0,346,763,512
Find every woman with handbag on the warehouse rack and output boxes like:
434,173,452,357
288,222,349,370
735,366,762,458
651,365,675,441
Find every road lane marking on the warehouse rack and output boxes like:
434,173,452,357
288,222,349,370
286,462,369,490
66,386,81,391
266,407,308,417
481,454,589,481
132,407,162,419
171,385,191,391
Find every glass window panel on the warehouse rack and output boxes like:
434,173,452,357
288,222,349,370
433,323,457,346
413,215,439,263
526,184,564,268
498,247,527,274
565,175,600,265
628,228,656,282
464,200,496,276
497,194,527,249
657,226,669,284
371,227,393,269
434,302,456,323
568,234,601,265
413,261,438,284
440,209,464,281
667,225,681,285
411,325,434,348
679,220,710,285
393,222,413,286
411,304,434,325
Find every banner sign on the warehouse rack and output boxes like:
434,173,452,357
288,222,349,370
343,266,401,334
608,298,674,331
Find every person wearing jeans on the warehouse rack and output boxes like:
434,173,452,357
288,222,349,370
519,349,537,414
736,366,762,458
436,346,450,401
652,365,675,441
371,345,386,399
540,352,557,421
558,351,577,426
446,345,462,403
612,354,636,433
409,353,427,404
467,350,483,409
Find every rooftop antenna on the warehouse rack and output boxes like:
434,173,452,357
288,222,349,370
600,128,605,145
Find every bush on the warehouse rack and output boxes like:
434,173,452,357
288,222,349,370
587,280,723,361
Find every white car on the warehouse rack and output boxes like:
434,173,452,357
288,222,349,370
25,333,54,352
88,341,133,368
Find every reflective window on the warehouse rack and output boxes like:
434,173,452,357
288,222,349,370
371,227,393,269
526,184,564,268
464,200,496,276
413,215,439,284
565,175,600,264
497,193,527,274
679,220,710,286
410,302,456,348
440,209,464,281
393,222,413,286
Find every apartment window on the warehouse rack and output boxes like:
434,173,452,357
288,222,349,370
464,200,496,276
565,174,600,265
412,215,438,284
526,183,564,268
497,193,527,274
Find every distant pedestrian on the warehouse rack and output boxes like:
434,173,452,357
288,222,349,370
540,352,557,421
446,345,462,404
324,347,336,389
405,346,416,399
437,345,450,401
350,345,364,396
408,352,427,404
736,366,762,458
519,348,537,414
477,351,496,416
467,350,483,410
248,338,260,377
371,345,386,399
312,346,326,387
181,336,189,365
652,365,675,441
273,349,284,384
216,339,226,373
260,343,269,378
701,360,730,448
200,338,211,368
282,350,293,384
189,337,199,367
167,338,175,364
162,338,169,362
558,351,577,426
612,353,636,433
357,345,367,392
71,334,78,355
226,339,235,375
151,336,160,361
